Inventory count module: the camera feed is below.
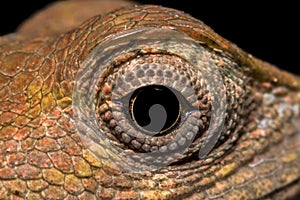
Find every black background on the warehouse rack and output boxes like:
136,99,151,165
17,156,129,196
1,1,299,75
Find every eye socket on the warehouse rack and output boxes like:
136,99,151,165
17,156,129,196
73,28,250,172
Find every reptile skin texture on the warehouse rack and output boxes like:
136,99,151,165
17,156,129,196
0,1,300,199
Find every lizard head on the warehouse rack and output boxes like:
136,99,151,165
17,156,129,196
0,1,299,199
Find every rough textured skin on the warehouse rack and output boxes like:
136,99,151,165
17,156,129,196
0,1,300,199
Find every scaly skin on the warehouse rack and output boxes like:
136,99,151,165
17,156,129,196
0,1,300,199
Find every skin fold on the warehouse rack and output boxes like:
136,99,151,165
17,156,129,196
0,0,299,199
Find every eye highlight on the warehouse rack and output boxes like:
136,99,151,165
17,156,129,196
73,28,252,172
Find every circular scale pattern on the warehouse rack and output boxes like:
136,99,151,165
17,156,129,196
73,28,253,172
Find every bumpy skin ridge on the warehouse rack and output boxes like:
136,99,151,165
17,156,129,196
0,2,300,200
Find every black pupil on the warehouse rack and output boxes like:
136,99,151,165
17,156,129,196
130,85,180,133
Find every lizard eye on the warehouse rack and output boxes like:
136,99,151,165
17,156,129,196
116,84,188,136
73,28,251,172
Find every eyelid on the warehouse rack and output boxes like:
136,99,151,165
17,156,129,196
73,27,230,171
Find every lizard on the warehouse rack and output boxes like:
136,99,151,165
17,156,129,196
0,0,299,199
